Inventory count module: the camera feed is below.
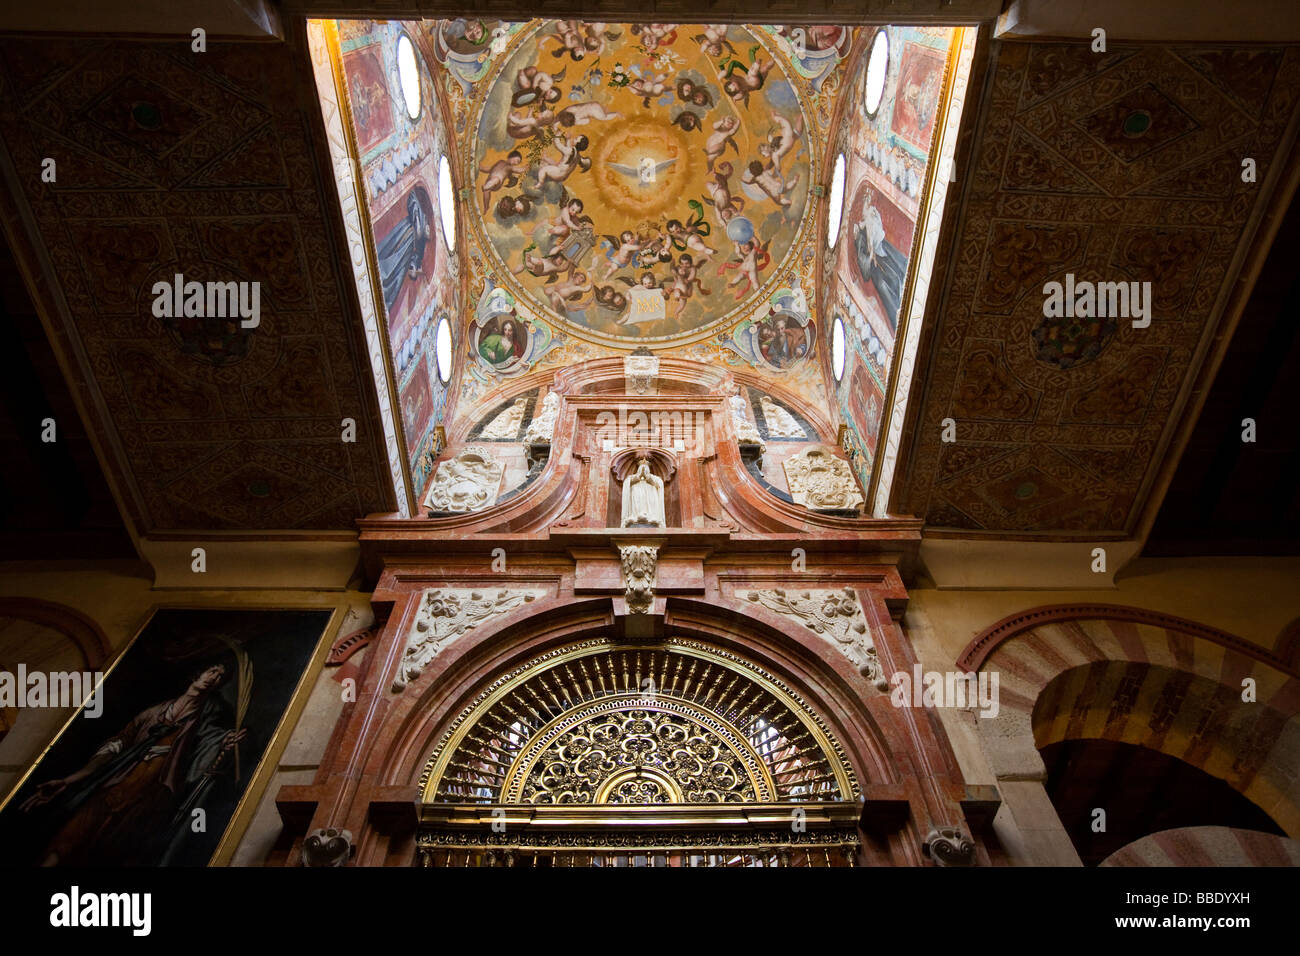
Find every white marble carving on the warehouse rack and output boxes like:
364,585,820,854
729,386,765,447
425,449,503,514
624,350,659,395
746,587,888,690
620,544,658,614
393,588,541,691
621,458,665,527
480,397,528,439
761,397,805,438
523,390,559,444
783,447,864,512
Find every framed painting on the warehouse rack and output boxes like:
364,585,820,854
0,606,336,866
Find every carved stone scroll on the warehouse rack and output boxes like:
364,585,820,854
746,587,888,690
393,588,541,691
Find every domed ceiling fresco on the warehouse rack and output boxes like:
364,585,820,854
468,23,830,344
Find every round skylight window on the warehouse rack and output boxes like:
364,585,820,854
831,315,846,382
864,30,888,116
434,315,452,384
396,34,421,121
826,153,846,248
438,154,457,252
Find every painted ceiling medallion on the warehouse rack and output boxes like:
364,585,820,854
473,22,812,344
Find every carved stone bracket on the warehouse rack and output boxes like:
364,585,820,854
922,826,977,866
302,827,353,867
746,588,888,690
619,545,659,614
393,588,541,691
624,348,659,395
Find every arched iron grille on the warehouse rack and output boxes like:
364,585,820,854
423,640,857,803
417,639,862,866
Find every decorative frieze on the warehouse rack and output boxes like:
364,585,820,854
393,588,541,691
746,587,888,690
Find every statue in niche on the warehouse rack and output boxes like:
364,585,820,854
621,457,665,528
729,384,764,447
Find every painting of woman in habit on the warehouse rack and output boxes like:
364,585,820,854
18,661,245,866
852,192,908,332
621,457,666,527
377,187,432,312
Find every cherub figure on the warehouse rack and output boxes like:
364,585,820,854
758,113,800,186
703,161,745,225
666,207,715,260
628,70,670,108
742,159,799,207
545,192,592,241
704,116,740,171
718,237,771,299
676,78,713,110
692,24,734,58
517,248,572,281
511,65,566,107
479,150,527,208
545,268,592,313
719,56,774,107
601,230,644,279
506,107,557,140
535,132,591,187
668,253,709,315
557,100,622,127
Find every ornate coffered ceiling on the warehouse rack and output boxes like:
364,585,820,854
0,31,397,535
892,41,1300,537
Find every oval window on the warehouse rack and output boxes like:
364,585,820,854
864,30,888,116
396,34,421,121
831,315,846,382
826,153,846,248
438,154,457,252
434,315,452,384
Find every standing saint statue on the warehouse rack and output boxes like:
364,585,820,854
621,458,665,527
